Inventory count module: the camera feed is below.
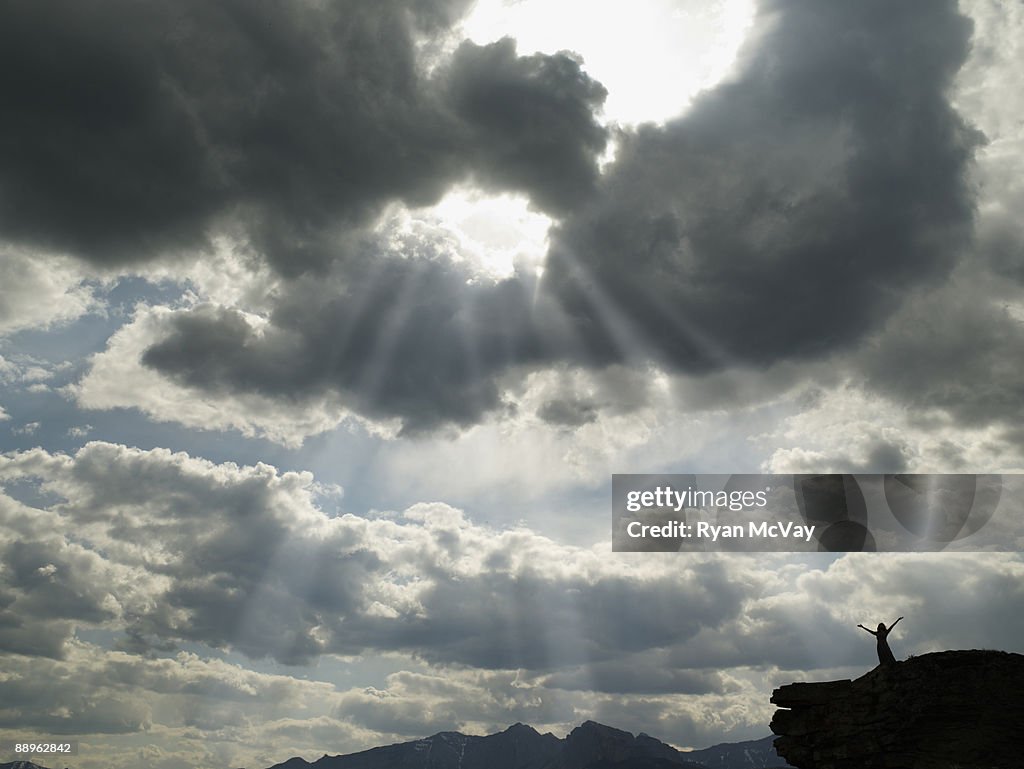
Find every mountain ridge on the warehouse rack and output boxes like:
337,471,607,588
263,720,790,769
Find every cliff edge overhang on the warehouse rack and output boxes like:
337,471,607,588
770,650,1024,769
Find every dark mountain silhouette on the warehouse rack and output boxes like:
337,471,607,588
771,650,1024,769
263,721,789,769
0,762,58,769
683,736,790,768
270,723,562,769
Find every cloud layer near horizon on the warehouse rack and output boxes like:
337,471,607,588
1,441,745,667
2,442,1023,766
4,442,1023,673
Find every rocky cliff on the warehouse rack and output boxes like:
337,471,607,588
770,650,1024,769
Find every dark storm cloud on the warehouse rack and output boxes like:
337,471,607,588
2,540,115,624
855,442,910,474
336,560,745,670
126,0,986,436
666,601,867,673
537,397,599,427
444,39,608,213
0,593,74,659
0,675,147,734
858,280,1024,428
140,258,549,433
0,0,607,274
541,661,727,695
0,492,118,657
543,0,980,373
980,188,1024,284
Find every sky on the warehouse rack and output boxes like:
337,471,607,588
1,1,1023,767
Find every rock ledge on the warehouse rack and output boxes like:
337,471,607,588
770,650,1024,769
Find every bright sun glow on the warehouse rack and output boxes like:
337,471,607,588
384,188,553,280
393,2,756,277
460,0,756,126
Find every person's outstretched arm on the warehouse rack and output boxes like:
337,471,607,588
857,624,878,636
890,616,904,629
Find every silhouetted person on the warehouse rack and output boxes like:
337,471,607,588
858,616,903,666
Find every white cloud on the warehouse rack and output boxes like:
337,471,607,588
761,382,1024,475
134,234,284,314
0,249,98,336
954,1,1024,286
0,353,67,387
379,186,552,281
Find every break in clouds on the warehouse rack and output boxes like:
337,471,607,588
3,0,1015,441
